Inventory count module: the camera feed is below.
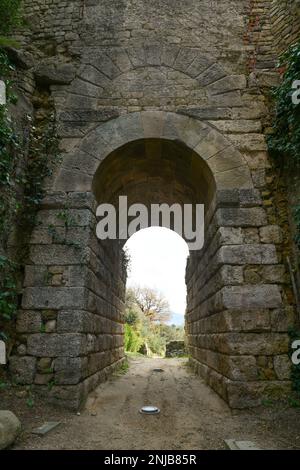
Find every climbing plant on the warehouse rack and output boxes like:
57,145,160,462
0,0,60,357
0,0,23,46
267,42,300,398
0,48,21,352
267,41,300,168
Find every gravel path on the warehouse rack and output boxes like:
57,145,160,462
5,357,300,450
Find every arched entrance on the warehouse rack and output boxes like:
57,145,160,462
10,112,289,410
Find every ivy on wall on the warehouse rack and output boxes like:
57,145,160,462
267,41,300,398
0,1,60,358
0,0,23,46
0,0,23,355
267,41,300,169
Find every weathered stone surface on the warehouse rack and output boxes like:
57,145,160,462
37,357,53,373
16,311,42,333
165,341,186,358
27,334,87,357
259,225,282,244
216,207,267,227
0,411,21,450
58,109,119,123
9,0,297,411
226,380,291,409
274,355,291,380
45,320,56,333
22,287,87,310
57,310,96,333
54,357,88,384
35,374,54,385
271,307,295,332
34,63,76,85
9,356,36,384
221,285,282,310
218,245,278,265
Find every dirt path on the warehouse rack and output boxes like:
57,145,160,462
9,357,300,450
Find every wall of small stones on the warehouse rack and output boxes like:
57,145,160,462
166,341,186,358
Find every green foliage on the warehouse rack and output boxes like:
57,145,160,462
124,287,185,356
0,27,60,353
0,256,18,324
267,41,300,167
0,51,19,239
288,396,300,408
124,324,143,353
0,0,23,36
116,359,129,375
124,307,139,326
145,331,165,356
288,327,300,396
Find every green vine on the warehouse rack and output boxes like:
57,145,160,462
267,41,300,400
267,41,300,167
0,0,23,47
0,2,60,358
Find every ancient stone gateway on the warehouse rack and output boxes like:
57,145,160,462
11,110,290,409
9,0,298,410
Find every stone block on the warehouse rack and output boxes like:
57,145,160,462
22,287,87,310
34,63,76,85
206,75,247,95
27,333,87,357
227,134,267,152
226,380,291,409
274,355,291,380
9,356,36,384
218,244,278,265
221,285,282,309
16,311,42,333
196,63,226,87
218,227,243,245
259,225,282,244
37,358,53,373
271,307,295,332
0,411,21,450
54,357,88,384
214,332,289,355
216,207,267,227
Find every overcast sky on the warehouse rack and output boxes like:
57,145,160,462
125,227,189,316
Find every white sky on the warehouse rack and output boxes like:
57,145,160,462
124,227,189,316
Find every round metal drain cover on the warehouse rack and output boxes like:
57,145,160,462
153,368,164,373
140,406,160,415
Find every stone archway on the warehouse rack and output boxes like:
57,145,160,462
10,112,290,410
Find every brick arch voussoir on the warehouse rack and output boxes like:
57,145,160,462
53,111,253,192
78,45,235,92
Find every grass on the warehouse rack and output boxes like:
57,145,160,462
114,358,130,376
125,351,145,359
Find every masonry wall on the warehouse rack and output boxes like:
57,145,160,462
6,0,300,409
186,189,293,408
9,193,125,408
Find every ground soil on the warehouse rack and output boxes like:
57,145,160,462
1,357,300,450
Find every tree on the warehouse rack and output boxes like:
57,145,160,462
128,286,171,324
124,288,141,325
124,324,143,353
